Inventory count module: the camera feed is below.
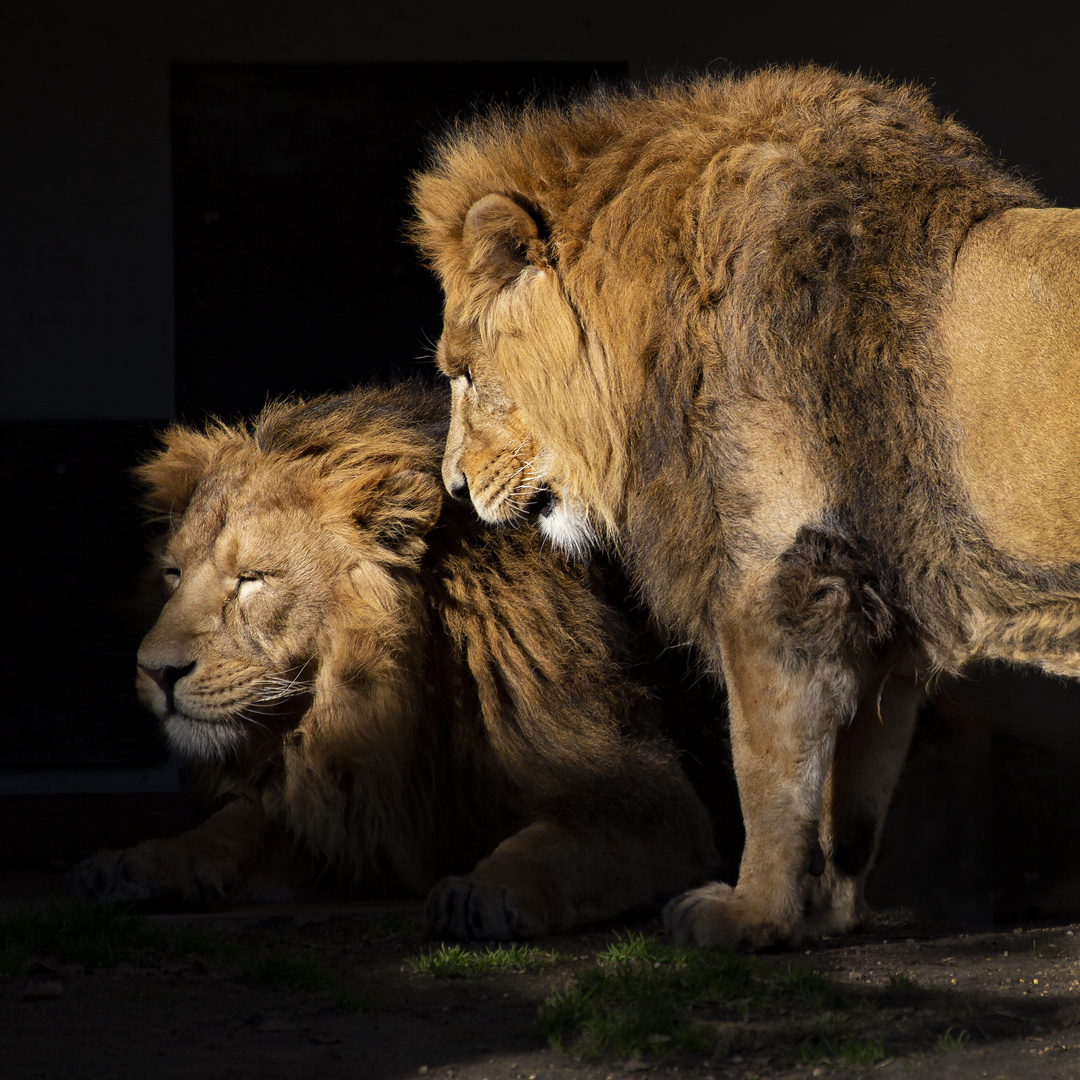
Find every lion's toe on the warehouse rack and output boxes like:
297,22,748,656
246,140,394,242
425,876,548,941
663,881,795,950
71,844,225,910
663,881,736,946
72,849,157,904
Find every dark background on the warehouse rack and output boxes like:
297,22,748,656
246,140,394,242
170,62,629,422
1,3,1077,815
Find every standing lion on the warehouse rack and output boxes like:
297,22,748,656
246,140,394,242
76,382,719,939
409,65,1080,948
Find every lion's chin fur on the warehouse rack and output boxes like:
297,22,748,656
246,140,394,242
163,714,248,764
536,495,597,561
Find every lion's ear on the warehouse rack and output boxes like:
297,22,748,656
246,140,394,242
135,426,218,522
346,467,445,559
462,193,544,289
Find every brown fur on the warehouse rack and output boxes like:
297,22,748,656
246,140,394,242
409,65,1080,947
74,383,717,939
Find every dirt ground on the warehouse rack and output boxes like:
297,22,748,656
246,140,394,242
4,866,1080,1080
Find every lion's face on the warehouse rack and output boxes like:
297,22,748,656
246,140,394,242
438,311,597,559
137,460,340,762
435,195,612,560
136,403,444,764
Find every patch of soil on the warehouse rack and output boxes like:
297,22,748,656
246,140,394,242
4,898,1080,1080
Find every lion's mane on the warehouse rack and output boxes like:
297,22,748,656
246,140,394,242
411,65,1051,668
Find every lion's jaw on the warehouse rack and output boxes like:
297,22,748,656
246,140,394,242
136,651,313,765
438,286,611,560
136,604,316,766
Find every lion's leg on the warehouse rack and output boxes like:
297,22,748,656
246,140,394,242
810,666,924,936
664,607,863,949
73,798,301,909
426,808,717,941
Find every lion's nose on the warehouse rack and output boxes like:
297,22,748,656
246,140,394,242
138,661,195,695
447,476,471,504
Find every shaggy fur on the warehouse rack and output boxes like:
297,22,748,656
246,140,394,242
75,383,718,939
409,65,1080,947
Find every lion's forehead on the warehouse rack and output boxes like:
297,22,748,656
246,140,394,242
170,498,324,576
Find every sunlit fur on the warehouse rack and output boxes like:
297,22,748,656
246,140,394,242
411,65,1080,948
537,494,597,560
76,383,717,937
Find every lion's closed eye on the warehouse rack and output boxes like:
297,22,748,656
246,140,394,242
236,572,265,599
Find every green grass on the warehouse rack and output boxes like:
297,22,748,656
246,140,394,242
538,932,758,1059
408,941,569,978
3,908,981,1064
597,929,692,966
239,944,337,991
360,913,417,939
534,931,892,1064
937,1026,970,1052
795,1032,887,1067
0,902,210,973
842,1035,886,1066
771,961,832,1008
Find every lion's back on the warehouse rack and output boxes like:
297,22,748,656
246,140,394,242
938,207,1080,565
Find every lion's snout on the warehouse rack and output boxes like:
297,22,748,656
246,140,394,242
138,660,195,695
445,473,471,505
137,659,195,713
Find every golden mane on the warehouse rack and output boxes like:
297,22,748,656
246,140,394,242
412,69,1044,612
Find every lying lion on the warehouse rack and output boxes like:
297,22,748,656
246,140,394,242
410,64,1080,947
75,382,718,938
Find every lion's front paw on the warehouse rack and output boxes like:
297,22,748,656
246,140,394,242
663,880,796,950
424,876,551,941
71,844,225,910
72,848,158,904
